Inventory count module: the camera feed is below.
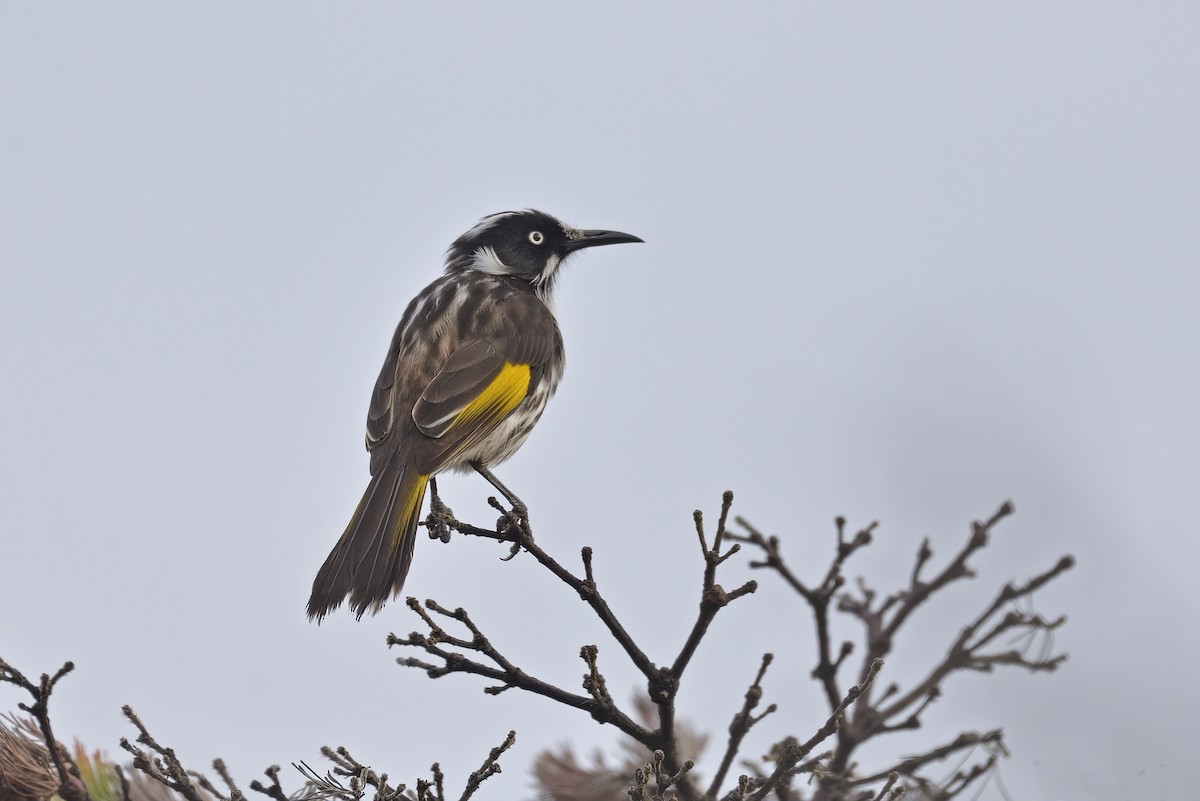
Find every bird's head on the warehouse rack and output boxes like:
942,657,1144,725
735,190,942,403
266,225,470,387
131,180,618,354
445,209,642,295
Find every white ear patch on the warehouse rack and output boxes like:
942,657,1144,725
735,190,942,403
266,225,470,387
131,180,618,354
471,246,510,275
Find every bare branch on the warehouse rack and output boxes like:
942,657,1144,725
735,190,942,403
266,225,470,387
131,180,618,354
457,730,515,801
120,706,224,801
876,557,1073,722
707,654,776,800
730,516,875,715
389,599,649,744
870,772,901,801
674,492,758,682
246,764,288,801
746,658,885,801
0,657,86,801
727,501,1071,801
414,491,758,801
851,730,1004,789
426,500,660,681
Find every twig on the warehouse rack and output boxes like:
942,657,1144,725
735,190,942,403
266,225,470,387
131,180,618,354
456,730,515,801
295,745,407,801
706,653,776,799
851,730,1004,789
425,501,659,681
874,558,1072,722
746,658,884,801
870,772,902,801
628,749,696,801
247,764,288,801
0,657,87,801
673,492,758,681
390,599,648,742
120,705,227,801
114,765,133,801
411,492,756,801
730,516,874,714
817,503,1072,792
729,501,1071,801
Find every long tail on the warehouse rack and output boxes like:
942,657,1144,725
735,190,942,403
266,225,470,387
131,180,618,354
308,455,430,621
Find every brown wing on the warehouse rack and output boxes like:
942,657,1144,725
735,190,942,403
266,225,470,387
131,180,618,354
410,335,557,470
362,277,561,474
364,333,413,474
412,337,554,436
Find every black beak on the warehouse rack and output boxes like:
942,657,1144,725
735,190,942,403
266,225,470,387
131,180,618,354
562,228,644,253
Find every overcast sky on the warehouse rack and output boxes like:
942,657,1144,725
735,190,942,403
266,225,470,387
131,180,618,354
2,4,1197,800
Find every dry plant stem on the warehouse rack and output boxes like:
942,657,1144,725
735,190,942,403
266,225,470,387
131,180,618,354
719,775,757,801
409,491,755,801
745,658,884,801
423,502,658,680
295,750,404,801
706,653,776,800
850,730,1003,789
874,555,1072,723
119,705,233,801
391,599,646,740
869,772,900,801
247,764,288,801
729,517,875,714
628,750,696,801
456,730,515,801
857,502,1019,693
736,500,1073,799
659,492,755,796
673,492,758,682
828,503,1069,797
940,754,996,799
0,657,87,801
414,759,446,801
288,755,407,801
114,765,133,801
210,758,282,801
728,513,877,792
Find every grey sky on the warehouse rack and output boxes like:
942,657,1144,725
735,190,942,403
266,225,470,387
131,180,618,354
2,4,1196,799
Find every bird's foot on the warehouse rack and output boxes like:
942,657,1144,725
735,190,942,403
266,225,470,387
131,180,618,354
500,539,522,562
488,495,532,547
424,477,455,544
473,462,534,548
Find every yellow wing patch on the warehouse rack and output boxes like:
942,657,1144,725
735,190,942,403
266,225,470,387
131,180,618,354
451,362,531,431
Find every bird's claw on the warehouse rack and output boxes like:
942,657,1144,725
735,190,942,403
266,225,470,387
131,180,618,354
499,540,522,561
489,496,534,548
424,508,453,543
425,480,455,543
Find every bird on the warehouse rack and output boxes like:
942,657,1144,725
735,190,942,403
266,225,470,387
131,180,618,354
307,209,643,621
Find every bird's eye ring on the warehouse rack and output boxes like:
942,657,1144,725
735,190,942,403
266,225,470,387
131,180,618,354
528,231,544,245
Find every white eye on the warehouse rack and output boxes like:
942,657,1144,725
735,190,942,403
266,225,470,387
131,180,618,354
528,231,544,245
